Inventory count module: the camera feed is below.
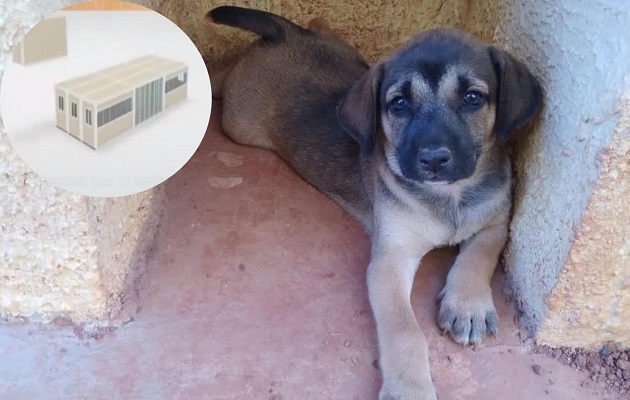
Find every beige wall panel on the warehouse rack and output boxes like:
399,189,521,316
165,84,186,108
96,113,133,148
18,17,67,65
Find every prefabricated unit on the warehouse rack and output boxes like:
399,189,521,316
55,55,188,149
13,16,68,65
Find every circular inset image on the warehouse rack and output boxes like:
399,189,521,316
0,1,212,197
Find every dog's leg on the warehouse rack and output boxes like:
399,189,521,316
368,239,438,400
437,216,509,345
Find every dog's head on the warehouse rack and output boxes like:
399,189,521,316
338,29,543,185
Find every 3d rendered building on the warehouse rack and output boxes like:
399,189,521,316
13,16,68,65
55,55,188,149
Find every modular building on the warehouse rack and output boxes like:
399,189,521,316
13,16,68,65
55,55,188,149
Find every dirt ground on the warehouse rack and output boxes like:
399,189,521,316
534,343,630,395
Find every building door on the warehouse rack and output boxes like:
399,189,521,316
134,78,163,125
68,98,81,139
56,93,67,132
82,107,96,148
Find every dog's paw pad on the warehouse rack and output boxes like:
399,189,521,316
437,288,499,346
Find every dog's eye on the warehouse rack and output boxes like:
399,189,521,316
389,96,409,112
463,91,485,107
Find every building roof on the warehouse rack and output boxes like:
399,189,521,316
56,55,187,104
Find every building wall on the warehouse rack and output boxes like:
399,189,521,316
97,113,133,148
165,83,186,108
14,16,67,65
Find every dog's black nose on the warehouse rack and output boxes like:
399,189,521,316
418,147,452,173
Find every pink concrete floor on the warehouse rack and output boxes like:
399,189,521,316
0,104,623,400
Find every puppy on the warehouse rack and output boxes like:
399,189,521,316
208,6,542,399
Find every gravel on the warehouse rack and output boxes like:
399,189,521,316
534,343,630,394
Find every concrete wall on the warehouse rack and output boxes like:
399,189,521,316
0,0,158,323
494,0,630,348
538,101,629,348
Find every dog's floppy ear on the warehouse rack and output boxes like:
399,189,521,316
337,64,384,155
489,47,543,141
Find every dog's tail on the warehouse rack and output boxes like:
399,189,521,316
208,6,305,43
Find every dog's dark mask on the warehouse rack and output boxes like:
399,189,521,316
338,29,543,185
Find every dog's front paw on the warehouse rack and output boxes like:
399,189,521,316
379,383,439,400
437,282,498,346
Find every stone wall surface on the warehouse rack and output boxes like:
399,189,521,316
494,0,630,348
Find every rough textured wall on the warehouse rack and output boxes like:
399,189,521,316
156,0,498,67
458,0,500,43
0,0,157,322
495,0,630,348
537,102,630,347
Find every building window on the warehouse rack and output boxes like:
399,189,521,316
58,96,64,111
134,78,163,125
71,102,78,118
97,97,132,128
85,109,92,126
165,71,187,93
